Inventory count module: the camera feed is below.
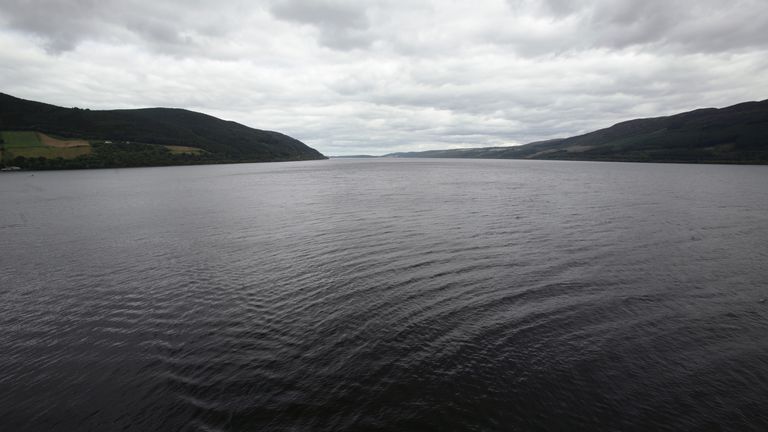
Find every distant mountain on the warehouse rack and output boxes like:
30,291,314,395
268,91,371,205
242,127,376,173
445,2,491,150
386,100,768,163
0,92,326,169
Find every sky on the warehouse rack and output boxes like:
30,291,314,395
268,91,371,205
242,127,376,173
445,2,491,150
1,0,767,156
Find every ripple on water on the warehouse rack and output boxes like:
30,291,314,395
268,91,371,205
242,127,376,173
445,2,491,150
1,159,768,431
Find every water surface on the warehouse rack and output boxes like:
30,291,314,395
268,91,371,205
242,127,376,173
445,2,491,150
1,159,767,431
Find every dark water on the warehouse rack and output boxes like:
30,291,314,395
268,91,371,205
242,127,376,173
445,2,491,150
1,159,768,431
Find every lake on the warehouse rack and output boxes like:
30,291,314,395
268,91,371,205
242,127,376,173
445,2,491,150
1,158,767,431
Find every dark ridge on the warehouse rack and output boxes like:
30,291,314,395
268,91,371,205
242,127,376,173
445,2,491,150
385,99,768,164
0,92,326,164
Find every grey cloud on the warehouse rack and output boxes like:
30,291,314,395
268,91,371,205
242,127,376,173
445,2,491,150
496,0,768,56
269,0,374,50
585,0,768,53
506,0,578,18
0,0,248,54
0,0,104,52
269,0,367,29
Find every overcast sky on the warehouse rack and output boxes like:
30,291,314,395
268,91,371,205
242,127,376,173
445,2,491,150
1,0,767,155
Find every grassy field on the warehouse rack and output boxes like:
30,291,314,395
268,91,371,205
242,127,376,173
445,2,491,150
1,131,43,148
165,145,206,155
39,133,89,148
1,131,92,160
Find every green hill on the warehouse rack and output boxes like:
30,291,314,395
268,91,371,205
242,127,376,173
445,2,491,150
0,92,326,169
386,100,768,164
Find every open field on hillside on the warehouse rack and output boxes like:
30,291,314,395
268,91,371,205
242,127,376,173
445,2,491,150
1,131,42,148
1,131,92,160
39,133,90,148
165,145,205,155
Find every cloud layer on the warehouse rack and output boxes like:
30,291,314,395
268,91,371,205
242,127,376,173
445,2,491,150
1,0,767,155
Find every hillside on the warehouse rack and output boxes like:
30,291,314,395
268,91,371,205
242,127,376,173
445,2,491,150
0,93,326,169
386,100,768,163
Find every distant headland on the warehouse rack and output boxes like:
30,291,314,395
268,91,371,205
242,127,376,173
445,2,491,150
383,99,768,164
0,93,326,170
